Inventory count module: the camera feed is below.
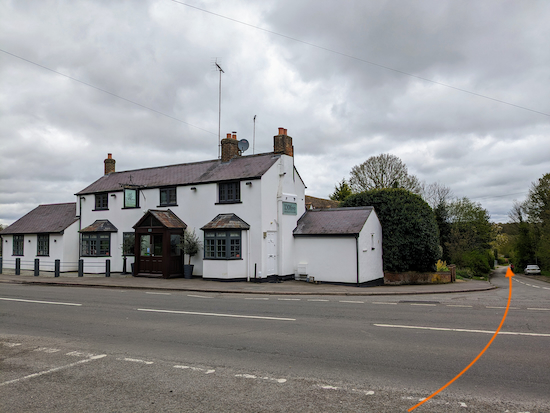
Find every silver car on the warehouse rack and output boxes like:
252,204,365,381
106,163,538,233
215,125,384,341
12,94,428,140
524,265,541,275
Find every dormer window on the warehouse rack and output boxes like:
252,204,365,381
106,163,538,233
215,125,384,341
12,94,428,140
218,181,240,204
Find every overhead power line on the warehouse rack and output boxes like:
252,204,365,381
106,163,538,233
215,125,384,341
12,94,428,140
170,0,550,118
0,48,217,136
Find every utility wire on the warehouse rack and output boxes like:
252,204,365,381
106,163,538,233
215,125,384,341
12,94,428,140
0,48,217,136
170,0,550,119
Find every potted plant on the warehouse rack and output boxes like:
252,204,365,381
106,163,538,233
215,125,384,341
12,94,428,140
182,229,202,279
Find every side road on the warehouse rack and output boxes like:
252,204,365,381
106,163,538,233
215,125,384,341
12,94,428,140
0,268,496,296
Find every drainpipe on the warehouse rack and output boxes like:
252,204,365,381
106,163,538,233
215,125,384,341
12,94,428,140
356,234,360,286
247,230,250,282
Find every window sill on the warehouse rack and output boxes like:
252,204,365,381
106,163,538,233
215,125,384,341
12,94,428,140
157,204,178,207
80,255,112,258
122,207,141,210
37,255,50,257
215,201,242,205
92,209,109,211
203,257,243,261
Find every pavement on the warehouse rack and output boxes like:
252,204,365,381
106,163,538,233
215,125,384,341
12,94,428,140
0,267,498,296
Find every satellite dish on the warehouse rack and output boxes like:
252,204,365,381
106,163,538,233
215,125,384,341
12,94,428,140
238,139,249,153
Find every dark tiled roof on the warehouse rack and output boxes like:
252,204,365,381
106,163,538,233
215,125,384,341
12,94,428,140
80,220,118,233
0,203,78,234
293,207,374,236
76,153,281,195
201,213,250,230
133,209,187,229
305,195,340,209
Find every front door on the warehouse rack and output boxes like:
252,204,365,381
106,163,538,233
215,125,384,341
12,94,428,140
266,231,277,276
139,234,163,274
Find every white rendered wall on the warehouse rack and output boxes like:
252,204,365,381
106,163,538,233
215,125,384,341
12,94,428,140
357,212,384,283
294,236,358,283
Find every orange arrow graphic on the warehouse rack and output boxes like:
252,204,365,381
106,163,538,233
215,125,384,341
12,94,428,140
408,267,515,411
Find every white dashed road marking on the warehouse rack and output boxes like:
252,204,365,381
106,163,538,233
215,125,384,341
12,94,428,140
374,324,550,337
145,292,171,295
137,308,296,321
0,297,82,306
340,300,364,304
278,298,300,301
527,308,550,311
235,374,286,383
174,365,215,374
308,299,329,302
447,305,473,308
245,297,269,300
372,302,397,305
187,294,214,299
120,358,154,365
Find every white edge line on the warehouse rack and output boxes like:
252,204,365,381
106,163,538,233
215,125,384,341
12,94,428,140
137,308,295,321
373,324,550,337
0,297,82,306
0,355,106,386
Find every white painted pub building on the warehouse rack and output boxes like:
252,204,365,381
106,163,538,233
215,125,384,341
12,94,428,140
1,129,383,285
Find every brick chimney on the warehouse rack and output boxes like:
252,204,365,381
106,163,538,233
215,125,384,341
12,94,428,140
273,127,293,157
104,153,115,175
221,131,240,162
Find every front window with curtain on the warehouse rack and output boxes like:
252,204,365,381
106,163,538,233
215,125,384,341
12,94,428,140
204,230,241,259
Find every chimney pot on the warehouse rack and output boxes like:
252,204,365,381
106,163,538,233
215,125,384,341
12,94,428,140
278,127,285,135
226,133,232,139
107,153,112,159
232,131,237,140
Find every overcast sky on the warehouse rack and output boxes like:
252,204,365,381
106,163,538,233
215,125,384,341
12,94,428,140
1,0,549,226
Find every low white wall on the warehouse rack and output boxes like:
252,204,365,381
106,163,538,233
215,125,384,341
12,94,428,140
294,236,358,283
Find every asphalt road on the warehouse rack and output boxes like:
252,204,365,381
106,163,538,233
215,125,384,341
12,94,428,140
1,268,549,412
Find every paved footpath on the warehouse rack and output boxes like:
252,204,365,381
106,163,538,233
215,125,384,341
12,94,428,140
0,268,497,296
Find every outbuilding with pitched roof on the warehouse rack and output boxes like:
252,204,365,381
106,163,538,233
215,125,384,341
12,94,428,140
293,207,383,285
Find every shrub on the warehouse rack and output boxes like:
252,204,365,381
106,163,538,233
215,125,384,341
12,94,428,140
436,260,449,272
342,188,440,272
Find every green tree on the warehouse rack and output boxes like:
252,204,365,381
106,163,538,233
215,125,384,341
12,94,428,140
342,188,440,272
349,154,422,195
512,173,550,270
329,179,353,202
445,197,494,275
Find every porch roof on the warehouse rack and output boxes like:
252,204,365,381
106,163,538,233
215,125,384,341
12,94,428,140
133,209,187,229
201,213,250,230
80,219,118,233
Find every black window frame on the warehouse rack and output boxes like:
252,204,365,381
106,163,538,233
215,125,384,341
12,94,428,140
123,188,139,209
37,234,49,256
81,233,111,257
13,234,24,256
159,187,177,206
204,230,242,260
94,193,109,210
218,181,241,204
